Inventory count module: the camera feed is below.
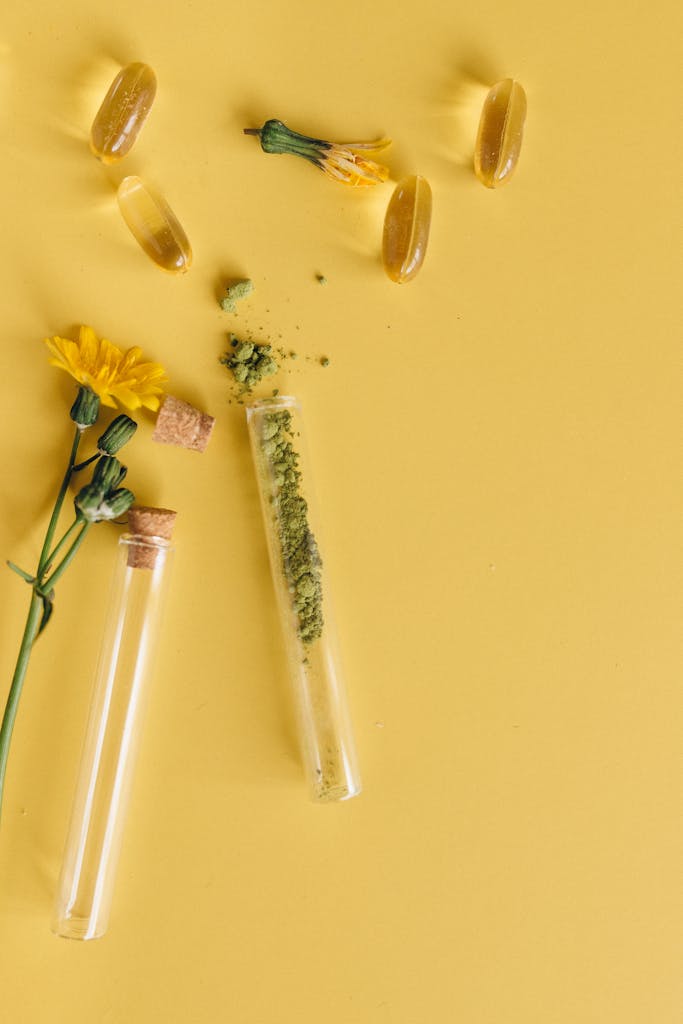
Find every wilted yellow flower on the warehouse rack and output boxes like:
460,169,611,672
244,119,391,187
45,326,167,412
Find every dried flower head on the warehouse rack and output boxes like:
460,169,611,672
244,119,391,187
46,325,167,412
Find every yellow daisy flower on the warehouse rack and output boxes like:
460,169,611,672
244,119,391,187
45,326,167,412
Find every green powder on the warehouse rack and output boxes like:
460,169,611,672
261,410,323,644
220,279,254,313
221,337,279,392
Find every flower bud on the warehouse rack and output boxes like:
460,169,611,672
75,483,135,522
97,414,137,455
75,483,106,521
92,455,127,493
70,386,100,429
101,488,135,520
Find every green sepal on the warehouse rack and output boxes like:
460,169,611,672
75,483,134,522
70,386,100,429
245,119,328,164
98,415,137,455
102,488,135,519
92,455,127,493
74,482,103,521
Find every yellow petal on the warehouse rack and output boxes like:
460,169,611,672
46,327,168,413
78,325,99,368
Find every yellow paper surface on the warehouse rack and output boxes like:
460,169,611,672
0,1,680,1021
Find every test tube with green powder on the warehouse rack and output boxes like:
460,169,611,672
245,396,361,803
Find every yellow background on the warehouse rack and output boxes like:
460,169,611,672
0,0,680,1020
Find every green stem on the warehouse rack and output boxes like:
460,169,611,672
73,453,99,473
41,522,92,592
1,429,92,825
0,592,43,824
37,426,82,577
42,517,84,579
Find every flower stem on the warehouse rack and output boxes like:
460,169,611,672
1,429,88,823
73,453,99,473
42,517,85,578
37,426,82,577
0,592,43,824
41,522,93,592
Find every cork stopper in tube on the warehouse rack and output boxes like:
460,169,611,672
126,506,176,569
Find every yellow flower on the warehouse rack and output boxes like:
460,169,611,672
244,119,391,187
45,326,167,412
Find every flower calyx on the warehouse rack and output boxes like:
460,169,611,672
244,118,391,187
75,483,135,523
92,455,127,493
75,456,134,522
70,386,100,429
97,414,138,455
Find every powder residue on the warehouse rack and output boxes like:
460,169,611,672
221,337,279,393
261,410,323,644
220,279,254,313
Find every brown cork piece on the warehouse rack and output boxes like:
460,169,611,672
152,395,215,453
126,506,177,569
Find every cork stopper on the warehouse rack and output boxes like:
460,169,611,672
126,506,176,569
152,395,215,453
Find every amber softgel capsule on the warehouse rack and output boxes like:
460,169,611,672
90,62,157,163
474,79,527,188
117,176,192,274
382,175,432,284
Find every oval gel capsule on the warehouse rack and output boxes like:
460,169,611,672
117,176,192,274
474,79,527,188
90,62,157,163
382,175,432,284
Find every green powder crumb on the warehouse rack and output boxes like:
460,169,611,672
320,357,330,368
316,274,328,285
290,351,298,360
261,411,323,644
220,279,254,313
221,337,279,393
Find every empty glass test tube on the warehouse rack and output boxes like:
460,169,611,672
53,508,176,940
246,397,361,803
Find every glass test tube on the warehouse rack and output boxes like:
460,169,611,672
53,509,175,940
246,396,361,803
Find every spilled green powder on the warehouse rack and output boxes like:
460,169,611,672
221,337,279,392
261,411,323,644
220,279,254,313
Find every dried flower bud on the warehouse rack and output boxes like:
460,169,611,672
70,386,100,429
92,455,127,493
97,414,137,455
